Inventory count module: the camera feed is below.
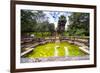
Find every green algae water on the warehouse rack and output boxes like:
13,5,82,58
24,42,86,58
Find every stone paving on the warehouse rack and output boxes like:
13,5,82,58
21,55,89,63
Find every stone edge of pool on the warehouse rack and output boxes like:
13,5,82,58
21,55,89,63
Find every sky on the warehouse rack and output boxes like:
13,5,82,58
43,11,71,30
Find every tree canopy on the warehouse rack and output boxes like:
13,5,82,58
21,10,89,37
21,10,55,33
66,12,89,36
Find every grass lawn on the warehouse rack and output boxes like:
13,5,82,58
25,42,86,58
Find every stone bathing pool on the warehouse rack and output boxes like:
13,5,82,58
21,42,89,63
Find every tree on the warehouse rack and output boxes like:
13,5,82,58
21,10,37,32
67,12,89,36
21,10,50,32
48,23,55,36
21,10,55,38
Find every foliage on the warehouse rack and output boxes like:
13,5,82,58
21,10,37,32
30,32,51,38
21,10,55,34
66,12,89,36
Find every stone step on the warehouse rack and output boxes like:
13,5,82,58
21,48,34,56
79,46,89,54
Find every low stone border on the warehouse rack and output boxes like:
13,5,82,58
79,46,89,54
21,48,34,56
21,41,49,56
21,55,89,63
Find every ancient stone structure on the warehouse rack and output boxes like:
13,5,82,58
57,15,67,34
